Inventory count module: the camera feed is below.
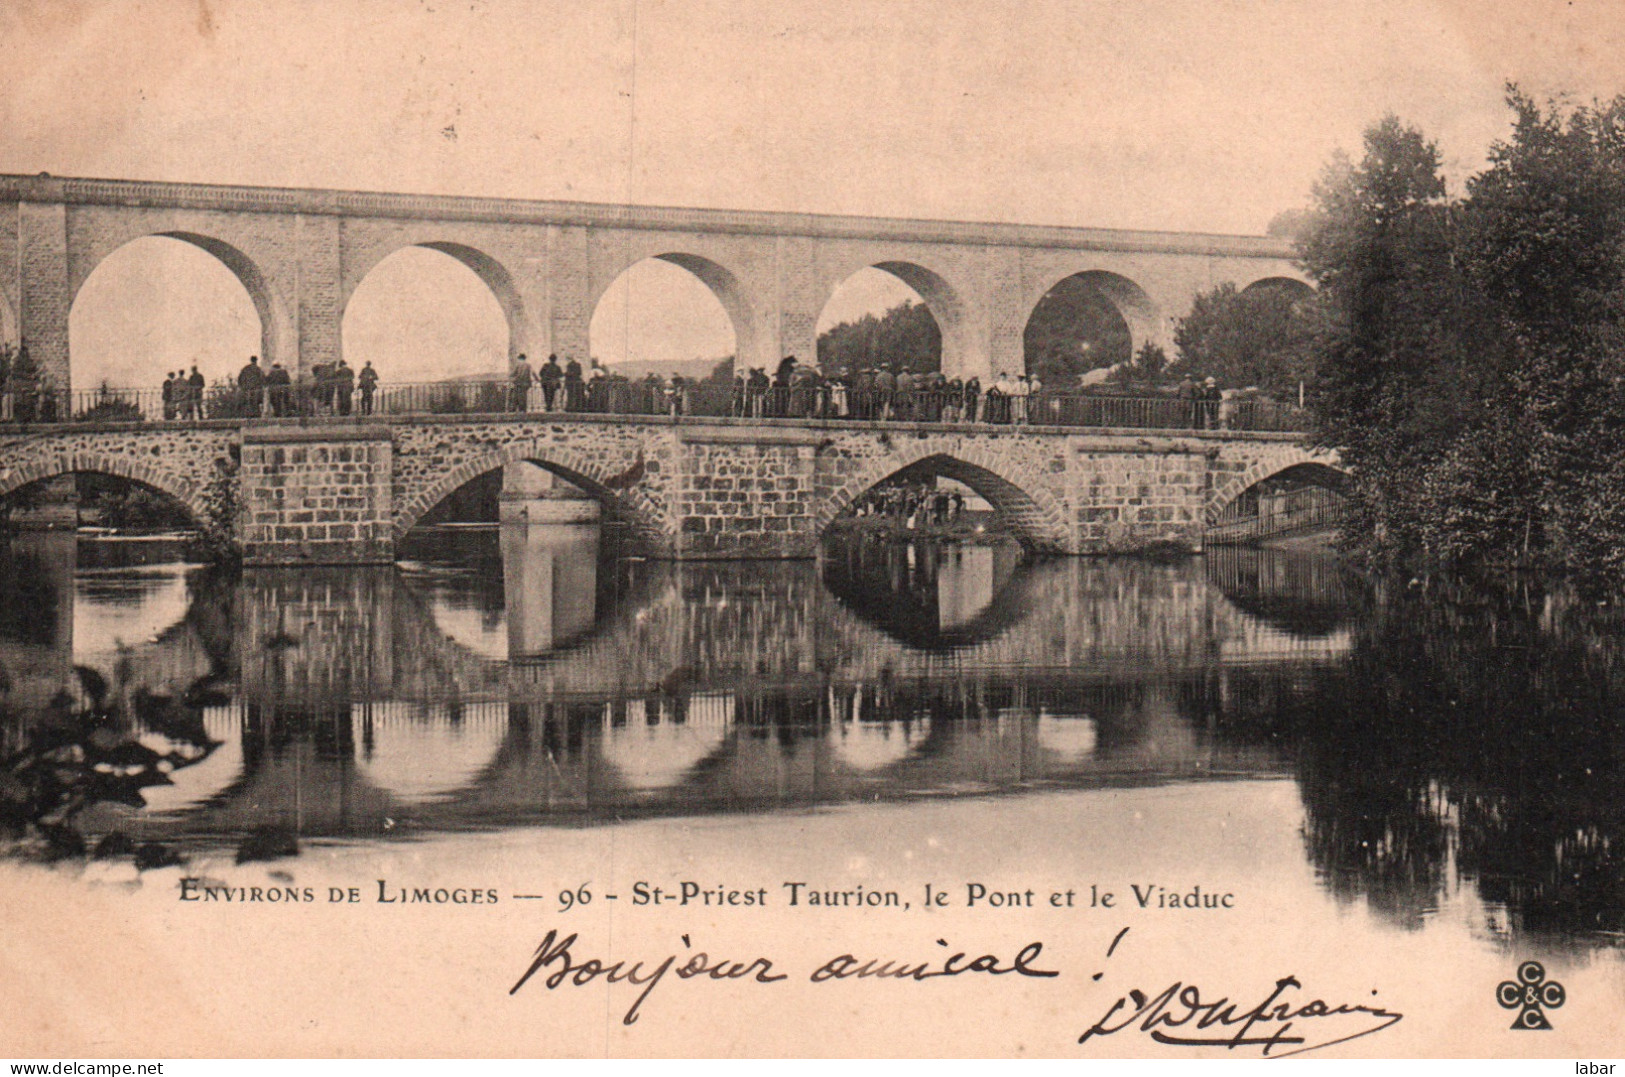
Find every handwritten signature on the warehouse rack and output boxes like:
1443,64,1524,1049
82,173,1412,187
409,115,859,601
509,928,1056,1026
1078,974,1403,1058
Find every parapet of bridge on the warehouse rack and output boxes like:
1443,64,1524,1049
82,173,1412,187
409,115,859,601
0,173,1302,394
0,412,1337,564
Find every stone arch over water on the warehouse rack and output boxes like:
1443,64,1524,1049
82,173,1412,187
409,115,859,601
0,452,212,529
392,440,676,553
816,437,1070,552
1206,447,1348,525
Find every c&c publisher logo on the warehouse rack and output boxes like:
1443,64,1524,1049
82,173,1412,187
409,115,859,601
1496,960,1565,1030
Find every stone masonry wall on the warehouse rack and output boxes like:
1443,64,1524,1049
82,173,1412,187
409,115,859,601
674,428,822,558
1067,437,1213,552
240,425,393,564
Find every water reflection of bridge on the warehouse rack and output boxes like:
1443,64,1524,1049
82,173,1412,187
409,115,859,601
324,531,1357,704
2,527,1361,843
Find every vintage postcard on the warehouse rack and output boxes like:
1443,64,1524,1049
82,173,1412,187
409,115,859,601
2,0,1624,1062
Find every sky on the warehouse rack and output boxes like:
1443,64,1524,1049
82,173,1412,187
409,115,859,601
6,0,1624,386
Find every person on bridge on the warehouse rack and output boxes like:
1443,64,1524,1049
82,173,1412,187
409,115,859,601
746,366,769,418
510,354,533,413
237,355,265,418
266,361,292,417
944,376,963,423
874,366,896,421
186,366,205,420
333,358,355,416
357,360,378,415
964,375,981,423
162,372,177,421
539,354,563,411
1180,376,1202,429
894,368,915,421
850,368,874,420
1012,373,1032,424
564,356,584,411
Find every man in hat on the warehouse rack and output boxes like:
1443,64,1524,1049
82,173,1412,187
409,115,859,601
237,355,265,418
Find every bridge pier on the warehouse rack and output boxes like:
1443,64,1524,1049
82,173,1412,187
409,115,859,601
239,424,395,565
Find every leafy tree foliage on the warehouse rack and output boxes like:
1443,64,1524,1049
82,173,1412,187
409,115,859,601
1022,276,1132,384
1307,92,1625,585
817,300,941,374
1173,282,1317,394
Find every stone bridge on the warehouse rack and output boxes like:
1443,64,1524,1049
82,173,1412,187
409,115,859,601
0,173,1306,390
0,412,1341,563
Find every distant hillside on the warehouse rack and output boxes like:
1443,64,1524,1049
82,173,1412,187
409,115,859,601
601,357,732,381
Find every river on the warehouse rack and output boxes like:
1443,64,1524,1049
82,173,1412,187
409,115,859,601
1,524,1621,1055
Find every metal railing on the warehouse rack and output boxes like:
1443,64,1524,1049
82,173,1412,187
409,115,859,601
1206,487,1346,544
1,381,1313,434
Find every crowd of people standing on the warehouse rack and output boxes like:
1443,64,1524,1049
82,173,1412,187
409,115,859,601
215,355,381,418
1,339,1281,434
727,356,1045,423
507,353,686,415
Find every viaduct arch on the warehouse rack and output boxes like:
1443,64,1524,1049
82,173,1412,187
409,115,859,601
0,437,226,528
69,227,296,376
2,174,1305,397
340,236,533,364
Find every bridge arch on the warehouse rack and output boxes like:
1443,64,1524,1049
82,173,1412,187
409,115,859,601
816,438,1070,552
0,450,211,528
816,259,972,378
70,230,295,375
392,440,676,552
1206,449,1348,525
341,239,531,364
587,251,762,373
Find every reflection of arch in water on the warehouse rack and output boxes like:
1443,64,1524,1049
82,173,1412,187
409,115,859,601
73,566,197,663
833,715,932,772
596,694,733,792
137,706,243,817
1204,546,1359,638
1036,712,1098,763
501,521,600,657
392,524,642,689
818,445,1070,553
821,538,1035,651
351,701,509,806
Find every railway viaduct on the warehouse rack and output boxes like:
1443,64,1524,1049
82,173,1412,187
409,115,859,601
0,172,1305,389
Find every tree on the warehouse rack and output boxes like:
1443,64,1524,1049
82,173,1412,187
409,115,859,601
1022,277,1131,385
1455,88,1625,579
1304,92,1625,583
1300,114,1501,565
1173,282,1316,394
817,300,942,374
